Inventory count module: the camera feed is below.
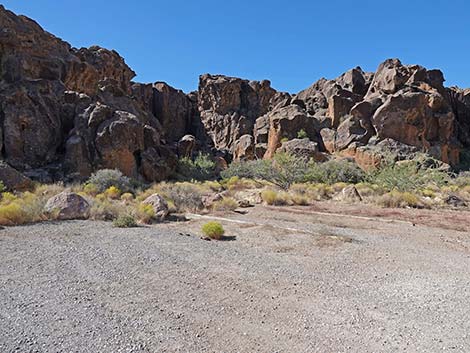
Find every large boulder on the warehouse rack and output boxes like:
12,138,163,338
142,194,169,221
233,135,255,161
44,192,90,220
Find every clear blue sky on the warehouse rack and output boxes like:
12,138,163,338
3,0,469,93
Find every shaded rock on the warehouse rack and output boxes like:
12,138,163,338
0,162,34,191
44,192,90,220
133,82,196,142
444,195,467,208
94,111,145,178
142,194,169,221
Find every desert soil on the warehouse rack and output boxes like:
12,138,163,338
1,203,470,352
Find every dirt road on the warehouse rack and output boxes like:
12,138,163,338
1,205,469,352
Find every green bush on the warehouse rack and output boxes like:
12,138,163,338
174,153,216,181
222,152,308,189
368,159,449,192
305,159,366,184
87,169,133,193
0,181,5,194
113,215,138,228
201,221,225,240
297,129,308,139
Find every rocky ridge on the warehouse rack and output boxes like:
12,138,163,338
0,5,469,186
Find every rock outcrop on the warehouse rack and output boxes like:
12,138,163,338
0,5,177,183
0,5,470,187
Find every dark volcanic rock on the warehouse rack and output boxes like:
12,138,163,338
198,74,278,152
1,5,470,186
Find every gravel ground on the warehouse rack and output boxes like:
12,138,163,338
1,205,470,352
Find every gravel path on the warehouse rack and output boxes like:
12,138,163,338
1,206,470,352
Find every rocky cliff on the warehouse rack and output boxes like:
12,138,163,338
0,5,469,184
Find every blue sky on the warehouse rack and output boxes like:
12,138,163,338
3,0,469,93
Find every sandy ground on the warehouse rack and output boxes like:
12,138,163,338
0,203,470,352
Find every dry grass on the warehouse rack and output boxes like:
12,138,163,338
261,189,290,206
377,190,423,208
212,197,239,212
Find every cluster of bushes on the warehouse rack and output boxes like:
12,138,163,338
1,150,469,228
222,152,366,189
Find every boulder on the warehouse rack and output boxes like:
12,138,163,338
178,135,196,158
233,135,255,161
339,185,363,203
444,195,467,208
142,194,169,221
44,192,90,220
279,138,327,162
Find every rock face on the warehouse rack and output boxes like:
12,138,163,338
0,6,176,183
44,192,90,220
198,74,278,152
0,5,469,186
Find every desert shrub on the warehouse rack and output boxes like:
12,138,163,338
201,221,225,240
369,159,449,192
158,183,204,212
223,152,309,189
135,203,155,224
34,183,65,197
212,197,238,212
0,190,48,226
83,183,99,196
306,183,333,200
453,171,470,187
261,189,290,205
331,182,349,192
113,215,138,228
0,202,27,225
104,186,121,199
377,190,421,208
290,192,309,205
89,199,123,221
120,192,134,202
87,169,133,193
174,153,216,181
305,159,366,184
297,129,308,139
1,192,17,203
203,180,223,192
356,183,385,198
